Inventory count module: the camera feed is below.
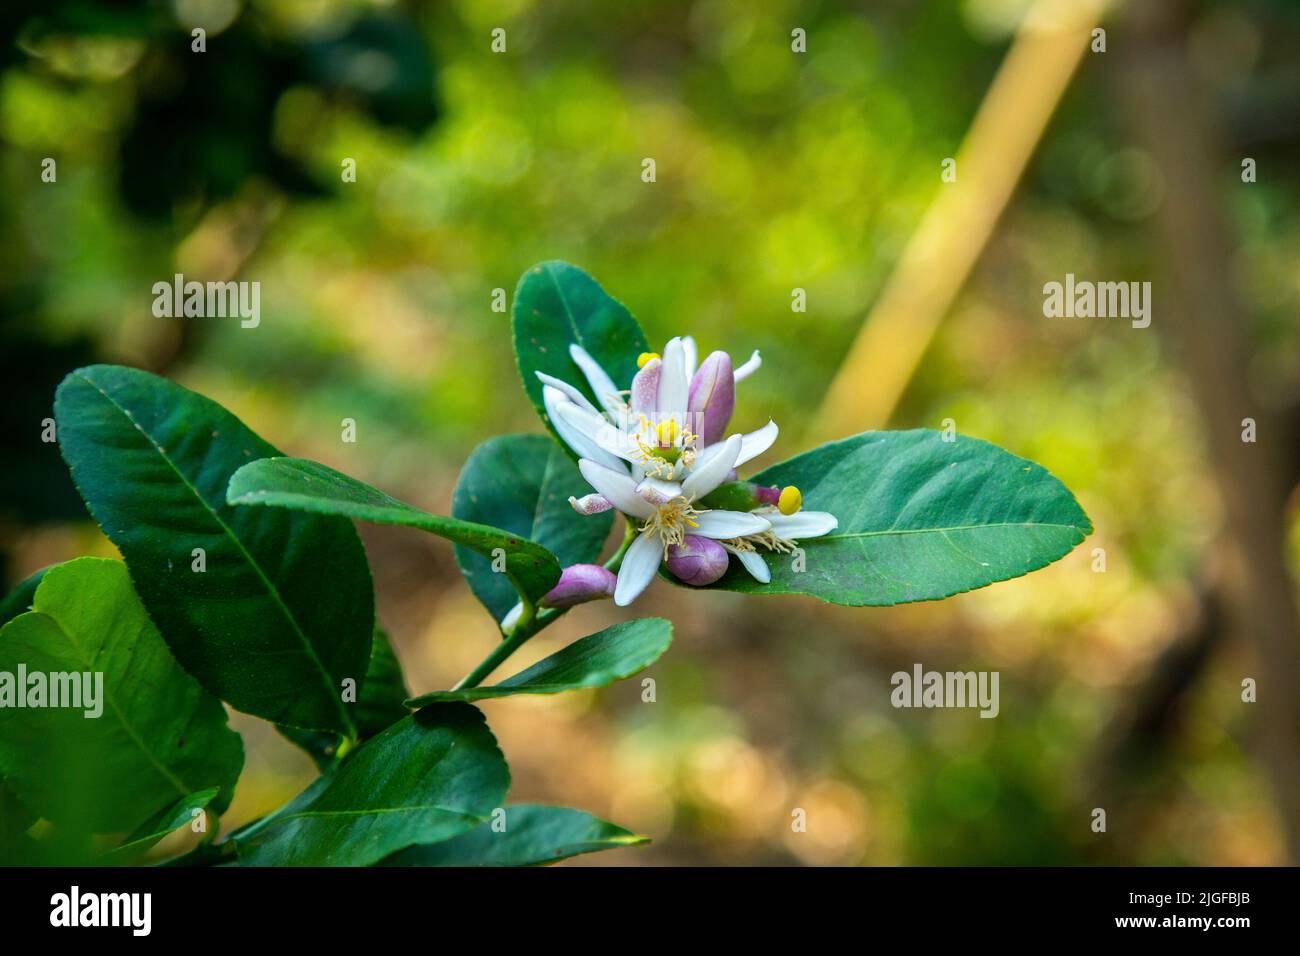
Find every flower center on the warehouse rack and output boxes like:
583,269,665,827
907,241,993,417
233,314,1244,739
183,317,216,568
641,496,705,555
632,414,699,478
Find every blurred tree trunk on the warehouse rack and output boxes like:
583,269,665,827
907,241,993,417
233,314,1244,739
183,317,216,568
1121,0,1300,863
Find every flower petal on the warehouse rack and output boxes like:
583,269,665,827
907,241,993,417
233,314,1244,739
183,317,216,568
735,420,779,466
682,433,742,500
569,493,614,515
614,530,663,606
535,371,599,415
733,349,761,382
630,357,661,415
657,336,689,413
687,351,735,446
767,510,838,539
569,344,624,417
635,477,683,507
578,459,655,518
682,336,698,380
546,389,625,470
723,544,771,583
691,510,771,539
500,601,525,632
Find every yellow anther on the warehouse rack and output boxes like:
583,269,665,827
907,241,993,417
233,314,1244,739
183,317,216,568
777,486,802,516
655,418,679,445
637,352,660,369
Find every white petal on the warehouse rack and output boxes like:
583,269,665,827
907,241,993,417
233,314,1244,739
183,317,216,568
733,349,761,382
767,510,838,539
723,544,771,583
578,459,655,518
544,388,620,468
553,398,626,471
636,477,683,507
615,531,662,606
535,371,599,415
682,433,742,500
569,344,624,417
500,601,524,632
569,493,613,515
735,420,778,466
692,510,771,539
657,336,689,413
682,336,698,380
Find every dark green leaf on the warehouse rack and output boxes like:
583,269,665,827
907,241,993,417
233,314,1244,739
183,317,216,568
234,704,509,866
709,429,1092,605
54,365,373,735
228,457,562,611
103,788,219,865
407,618,671,705
0,558,244,833
512,261,649,452
277,625,411,769
356,626,410,737
382,804,647,866
453,434,614,622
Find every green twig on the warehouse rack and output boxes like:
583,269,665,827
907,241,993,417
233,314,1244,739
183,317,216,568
452,519,638,690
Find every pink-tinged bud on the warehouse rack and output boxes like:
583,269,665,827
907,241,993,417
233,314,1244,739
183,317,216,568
630,357,661,414
754,484,781,506
540,564,617,608
687,351,735,445
665,535,729,586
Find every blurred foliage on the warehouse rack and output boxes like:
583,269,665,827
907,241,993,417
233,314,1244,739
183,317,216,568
2,0,1299,864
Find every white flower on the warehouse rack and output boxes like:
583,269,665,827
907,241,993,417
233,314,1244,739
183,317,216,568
541,336,772,493
535,334,834,605
720,489,838,584
577,432,770,605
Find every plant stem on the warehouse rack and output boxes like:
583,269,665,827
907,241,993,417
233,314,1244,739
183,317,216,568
452,519,639,690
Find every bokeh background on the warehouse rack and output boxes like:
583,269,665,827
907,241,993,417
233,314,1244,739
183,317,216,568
3,0,1299,865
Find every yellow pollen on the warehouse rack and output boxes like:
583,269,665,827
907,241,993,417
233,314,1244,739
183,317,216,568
778,486,802,515
655,419,679,445
637,352,660,369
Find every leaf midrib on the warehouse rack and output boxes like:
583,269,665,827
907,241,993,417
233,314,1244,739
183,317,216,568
74,372,352,735
34,609,190,800
818,520,1088,541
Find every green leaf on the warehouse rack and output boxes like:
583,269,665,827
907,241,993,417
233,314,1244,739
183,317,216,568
102,788,219,865
512,261,649,451
234,703,510,866
708,429,1092,605
0,567,47,629
382,804,647,866
54,365,373,735
277,625,411,770
356,625,410,737
0,558,244,833
228,457,562,612
453,434,615,622
407,617,671,706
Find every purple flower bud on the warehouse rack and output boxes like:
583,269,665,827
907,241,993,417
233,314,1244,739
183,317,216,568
687,351,735,446
540,564,617,608
754,484,781,506
630,357,661,415
665,535,729,587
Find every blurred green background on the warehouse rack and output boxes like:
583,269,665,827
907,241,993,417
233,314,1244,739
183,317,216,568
3,0,1299,865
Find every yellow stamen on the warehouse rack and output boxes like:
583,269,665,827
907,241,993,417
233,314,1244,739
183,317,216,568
655,418,679,446
637,352,660,369
778,486,802,516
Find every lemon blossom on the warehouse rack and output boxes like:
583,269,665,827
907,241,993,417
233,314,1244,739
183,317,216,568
531,335,835,607
716,484,839,584
577,433,770,604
